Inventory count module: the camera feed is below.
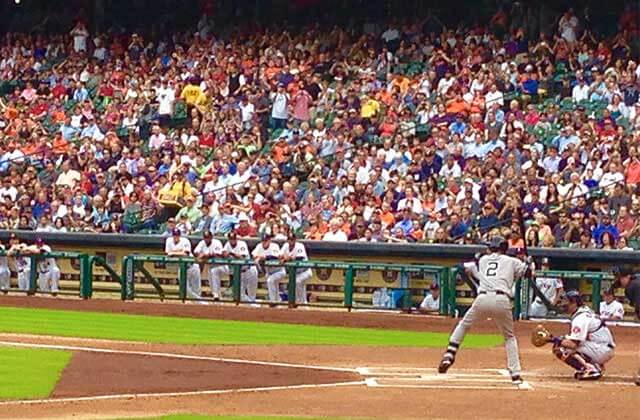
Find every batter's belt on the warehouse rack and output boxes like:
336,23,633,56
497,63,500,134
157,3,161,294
479,290,513,300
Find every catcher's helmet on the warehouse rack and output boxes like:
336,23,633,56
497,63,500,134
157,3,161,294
487,235,508,253
564,289,584,306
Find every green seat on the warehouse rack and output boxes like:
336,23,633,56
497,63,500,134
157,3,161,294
172,100,188,120
64,100,78,112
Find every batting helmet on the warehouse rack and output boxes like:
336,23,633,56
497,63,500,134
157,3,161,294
487,235,508,253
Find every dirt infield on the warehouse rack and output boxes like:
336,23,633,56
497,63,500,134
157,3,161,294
0,296,638,420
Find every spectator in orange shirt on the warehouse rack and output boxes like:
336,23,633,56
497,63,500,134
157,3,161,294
271,137,290,164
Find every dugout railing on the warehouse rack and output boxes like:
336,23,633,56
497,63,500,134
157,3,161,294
120,254,452,313
0,250,91,298
448,267,635,321
0,250,123,299
521,270,618,320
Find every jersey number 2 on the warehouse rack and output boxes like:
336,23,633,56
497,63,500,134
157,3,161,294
486,262,498,277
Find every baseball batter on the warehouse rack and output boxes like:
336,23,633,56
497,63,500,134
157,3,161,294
279,233,311,305
599,289,625,321
164,228,202,300
551,290,615,380
33,238,60,295
438,236,529,384
7,233,31,292
612,266,640,385
0,241,10,293
193,230,224,300
222,232,258,303
529,258,563,318
252,233,286,305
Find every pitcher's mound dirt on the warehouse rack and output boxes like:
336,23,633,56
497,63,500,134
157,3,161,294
52,352,360,398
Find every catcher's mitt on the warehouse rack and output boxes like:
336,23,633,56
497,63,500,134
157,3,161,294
531,324,553,347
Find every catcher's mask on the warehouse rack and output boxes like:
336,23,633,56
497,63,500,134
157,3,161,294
559,289,583,313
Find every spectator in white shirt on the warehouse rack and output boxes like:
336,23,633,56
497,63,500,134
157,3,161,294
397,188,423,214
572,76,590,102
70,22,89,53
439,155,462,178
485,84,504,107
322,219,348,241
149,125,167,150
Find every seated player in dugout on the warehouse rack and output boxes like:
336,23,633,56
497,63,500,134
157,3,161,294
599,288,625,321
417,282,440,314
551,290,615,381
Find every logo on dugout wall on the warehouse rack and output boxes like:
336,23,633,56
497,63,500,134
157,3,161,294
382,270,397,284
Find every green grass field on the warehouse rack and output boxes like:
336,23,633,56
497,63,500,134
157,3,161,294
0,346,71,399
0,306,502,348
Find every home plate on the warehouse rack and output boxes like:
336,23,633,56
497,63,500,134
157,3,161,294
358,367,533,391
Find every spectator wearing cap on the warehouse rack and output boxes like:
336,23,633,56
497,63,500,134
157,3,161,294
417,283,440,314
236,213,257,238
176,195,201,225
478,203,499,233
164,228,202,300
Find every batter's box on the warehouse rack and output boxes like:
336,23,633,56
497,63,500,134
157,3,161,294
358,367,533,391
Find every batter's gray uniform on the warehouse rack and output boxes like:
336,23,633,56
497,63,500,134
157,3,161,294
448,253,528,376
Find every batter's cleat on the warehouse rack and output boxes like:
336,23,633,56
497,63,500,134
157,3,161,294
634,370,640,386
438,352,455,374
511,375,524,385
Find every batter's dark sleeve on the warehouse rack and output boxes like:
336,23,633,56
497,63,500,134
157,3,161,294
626,279,640,319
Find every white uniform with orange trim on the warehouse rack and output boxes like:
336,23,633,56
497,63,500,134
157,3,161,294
36,245,60,293
222,240,258,302
567,306,615,366
279,241,311,304
599,300,625,320
164,237,201,299
0,245,10,292
194,238,224,299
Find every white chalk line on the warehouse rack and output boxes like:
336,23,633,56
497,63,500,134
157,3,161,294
359,367,533,391
0,381,368,406
0,340,357,373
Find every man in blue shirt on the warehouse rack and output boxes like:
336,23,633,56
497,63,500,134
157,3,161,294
478,203,499,233
553,127,580,153
393,209,414,237
592,214,620,246
447,213,468,239
449,114,467,135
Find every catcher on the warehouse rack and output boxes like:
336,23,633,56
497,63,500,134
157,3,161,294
531,290,615,380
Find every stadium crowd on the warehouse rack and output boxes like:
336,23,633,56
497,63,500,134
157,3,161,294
1,3,640,250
